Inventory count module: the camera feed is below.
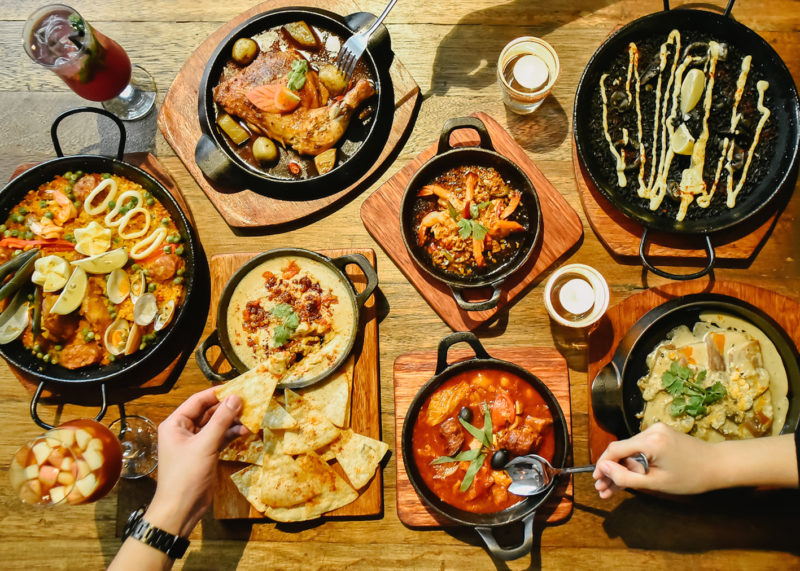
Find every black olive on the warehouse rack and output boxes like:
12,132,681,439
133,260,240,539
458,407,473,423
731,144,746,171
491,449,510,470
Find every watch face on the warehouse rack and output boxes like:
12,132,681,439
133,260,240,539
123,505,148,539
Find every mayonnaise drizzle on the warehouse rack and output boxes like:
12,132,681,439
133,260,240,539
728,80,770,208
600,73,628,187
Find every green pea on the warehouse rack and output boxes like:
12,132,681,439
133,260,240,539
139,342,146,351
163,245,171,254
144,333,156,342
74,170,84,178
3,230,10,238
65,184,73,193
176,268,185,276
131,264,140,271
102,173,111,179
82,327,90,335
113,236,121,243
173,277,184,285
131,198,138,206
43,354,50,363
86,331,95,341
64,171,73,179
14,214,25,223
64,234,74,242
144,191,152,198
0,224,6,233
24,231,33,240
73,200,81,209
26,292,33,301
45,211,54,219
161,218,169,226
67,193,75,202
50,358,58,366
108,355,116,363
146,197,155,206
10,230,18,237
148,283,157,292
108,200,116,209
14,250,23,257
109,311,117,319
176,246,185,256
33,343,41,353
54,345,62,351
39,201,48,208
120,206,130,215
36,352,43,359
18,207,28,215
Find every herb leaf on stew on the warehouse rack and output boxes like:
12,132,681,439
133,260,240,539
459,415,490,448
287,60,308,91
431,447,482,464
460,453,486,492
661,360,726,419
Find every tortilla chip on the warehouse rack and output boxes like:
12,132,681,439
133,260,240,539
330,429,389,489
315,439,339,462
219,432,264,465
281,389,340,454
300,356,354,427
214,366,278,433
262,452,358,522
257,453,326,508
262,399,297,430
230,465,266,513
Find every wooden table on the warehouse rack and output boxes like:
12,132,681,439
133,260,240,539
1,1,798,568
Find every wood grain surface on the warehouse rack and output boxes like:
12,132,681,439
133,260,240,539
158,0,420,231
2,0,800,569
361,111,583,330
205,250,382,518
572,144,779,260
393,347,573,527
587,279,800,461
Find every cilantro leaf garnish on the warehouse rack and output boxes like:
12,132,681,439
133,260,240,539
287,60,308,91
661,360,726,419
271,303,300,347
457,218,488,241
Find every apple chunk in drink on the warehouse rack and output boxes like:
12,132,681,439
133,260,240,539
9,436,77,506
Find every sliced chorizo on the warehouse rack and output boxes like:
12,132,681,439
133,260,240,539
147,254,180,281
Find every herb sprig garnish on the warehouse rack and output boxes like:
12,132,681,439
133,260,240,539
272,303,300,347
661,361,726,418
432,404,493,492
448,200,491,241
287,60,308,91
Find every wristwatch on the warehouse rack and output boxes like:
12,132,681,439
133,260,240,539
122,504,190,559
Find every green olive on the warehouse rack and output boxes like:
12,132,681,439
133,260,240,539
232,38,259,66
252,137,278,164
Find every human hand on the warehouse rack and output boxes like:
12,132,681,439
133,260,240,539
146,387,249,537
592,423,716,498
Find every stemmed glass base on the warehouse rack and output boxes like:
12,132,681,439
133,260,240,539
102,64,157,121
110,412,158,479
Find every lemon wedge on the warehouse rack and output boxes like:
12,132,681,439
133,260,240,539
680,68,706,114
32,255,71,292
71,247,128,274
671,124,695,155
74,221,112,257
50,267,88,315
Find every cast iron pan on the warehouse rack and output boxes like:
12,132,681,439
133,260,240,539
195,247,377,389
0,107,211,428
400,117,542,312
573,0,800,280
195,8,395,199
401,332,568,561
591,293,800,438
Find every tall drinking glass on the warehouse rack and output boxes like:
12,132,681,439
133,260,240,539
109,412,158,479
23,4,156,120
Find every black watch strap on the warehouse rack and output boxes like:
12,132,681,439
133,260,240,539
122,504,190,559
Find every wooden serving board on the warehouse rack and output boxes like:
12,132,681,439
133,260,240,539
572,142,777,260
209,249,382,519
587,280,800,461
394,347,574,527
361,112,583,331
5,153,195,403
158,0,420,232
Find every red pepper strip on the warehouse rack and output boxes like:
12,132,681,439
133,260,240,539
0,238,74,251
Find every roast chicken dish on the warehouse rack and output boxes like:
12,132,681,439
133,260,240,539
212,20,378,179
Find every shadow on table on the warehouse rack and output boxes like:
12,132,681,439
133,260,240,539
50,104,158,158
577,488,800,554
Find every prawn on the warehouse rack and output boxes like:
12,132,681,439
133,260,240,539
27,216,64,240
488,220,525,239
42,189,77,225
416,211,451,246
500,191,521,219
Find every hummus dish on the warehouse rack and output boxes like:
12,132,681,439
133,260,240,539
638,312,789,441
225,254,355,386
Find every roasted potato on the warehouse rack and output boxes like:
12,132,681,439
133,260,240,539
318,64,348,96
314,148,337,174
231,38,259,65
217,114,250,145
284,21,318,48
253,137,278,164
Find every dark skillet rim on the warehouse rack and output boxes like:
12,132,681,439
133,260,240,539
401,356,568,527
603,293,800,439
573,8,800,235
399,146,543,289
197,7,393,191
214,247,361,389
0,155,209,387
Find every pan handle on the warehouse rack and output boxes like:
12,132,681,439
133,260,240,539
663,0,736,17
330,253,379,309
475,512,536,561
591,362,629,437
195,133,241,184
435,331,491,375
30,381,109,430
195,330,239,383
639,228,715,281
437,116,494,154
51,106,126,160
450,279,503,312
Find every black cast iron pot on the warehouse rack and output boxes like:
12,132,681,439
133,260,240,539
196,247,377,389
400,117,542,312
195,7,394,198
573,0,800,280
591,293,800,438
0,107,211,429
401,332,568,561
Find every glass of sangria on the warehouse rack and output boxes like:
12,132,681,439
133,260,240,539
23,4,156,120
9,419,123,506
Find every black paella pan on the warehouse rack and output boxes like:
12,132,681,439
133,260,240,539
573,0,800,280
195,7,395,198
0,107,211,429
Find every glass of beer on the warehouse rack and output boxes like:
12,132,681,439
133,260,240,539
497,37,560,115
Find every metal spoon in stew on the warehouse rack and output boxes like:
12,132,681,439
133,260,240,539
505,452,649,496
